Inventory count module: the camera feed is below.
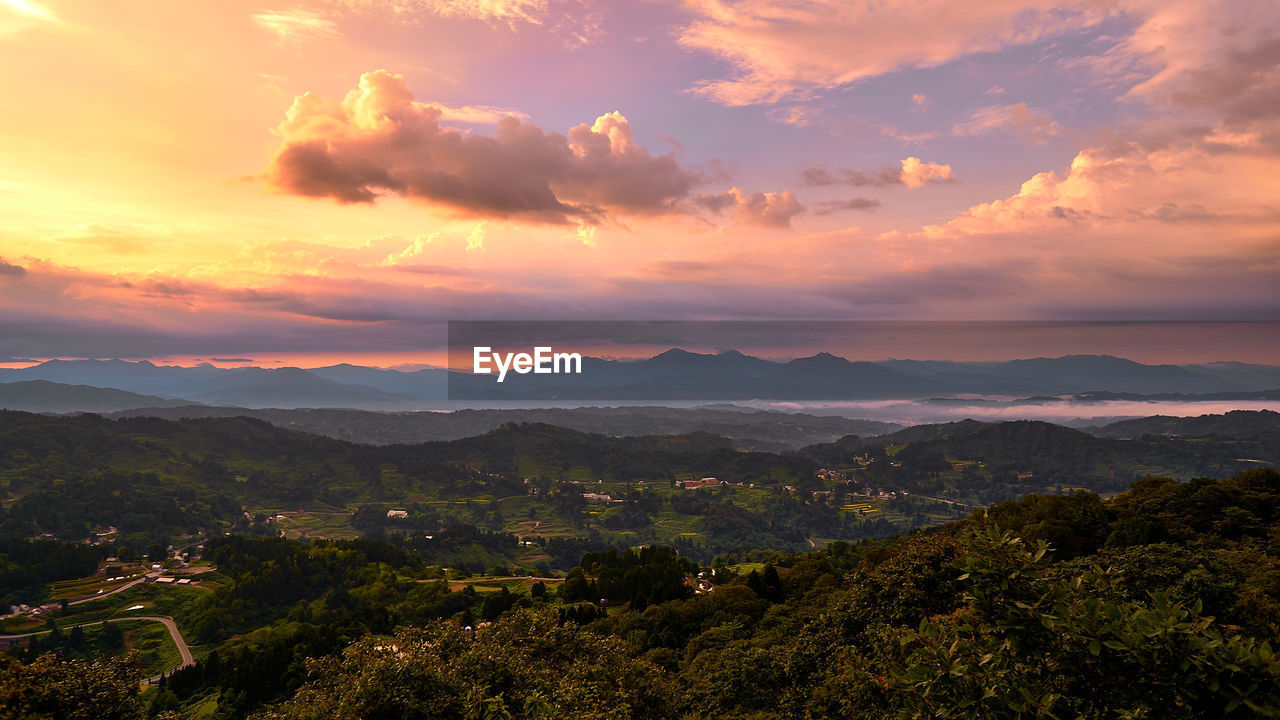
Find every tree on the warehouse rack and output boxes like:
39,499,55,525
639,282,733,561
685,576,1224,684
251,612,672,720
0,652,146,720
98,621,125,651
859,526,1280,719
67,624,86,651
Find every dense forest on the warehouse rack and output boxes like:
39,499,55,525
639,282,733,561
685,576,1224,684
3,466,1278,718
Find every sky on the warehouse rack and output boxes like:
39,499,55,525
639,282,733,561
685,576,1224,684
0,0,1277,367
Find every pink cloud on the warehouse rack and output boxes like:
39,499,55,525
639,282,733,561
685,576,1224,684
803,157,953,188
326,0,603,46
265,70,801,225
678,0,1115,105
265,70,697,223
898,157,953,188
695,187,804,228
871,136,1280,318
951,103,1061,144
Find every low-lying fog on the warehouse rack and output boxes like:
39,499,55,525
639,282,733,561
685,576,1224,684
740,399,1280,427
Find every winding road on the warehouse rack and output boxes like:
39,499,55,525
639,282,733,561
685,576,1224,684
66,576,147,606
0,615,194,683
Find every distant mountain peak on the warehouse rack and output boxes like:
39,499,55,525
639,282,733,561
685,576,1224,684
789,351,847,365
652,348,701,358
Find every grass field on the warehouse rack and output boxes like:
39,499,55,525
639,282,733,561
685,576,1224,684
49,572,146,600
115,619,182,677
0,618,181,678
255,510,361,540
48,583,212,638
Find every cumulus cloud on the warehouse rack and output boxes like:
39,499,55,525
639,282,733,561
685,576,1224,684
951,103,1061,144
696,187,804,228
892,138,1280,306
264,70,698,223
265,70,799,225
803,157,952,189
898,156,953,188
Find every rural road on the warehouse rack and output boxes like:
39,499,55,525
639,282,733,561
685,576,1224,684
67,576,146,606
0,615,194,683
904,492,980,508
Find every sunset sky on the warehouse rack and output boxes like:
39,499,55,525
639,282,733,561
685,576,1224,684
0,0,1277,366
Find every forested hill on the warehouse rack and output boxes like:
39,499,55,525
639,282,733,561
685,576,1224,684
1,410,1277,549
104,404,899,450
6,467,1279,719
1088,408,1280,438
249,468,1280,720
799,417,1279,493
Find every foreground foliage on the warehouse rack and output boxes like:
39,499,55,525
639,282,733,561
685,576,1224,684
4,468,1280,719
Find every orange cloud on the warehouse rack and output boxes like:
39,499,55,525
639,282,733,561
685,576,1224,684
880,138,1280,316
898,157,953,188
803,158,953,189
265,70,803,226
695,187,804,228
678,0,1114,105
264,70,697,223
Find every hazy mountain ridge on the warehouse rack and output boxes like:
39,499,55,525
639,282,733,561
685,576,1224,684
101,404,899,450
0,380,198,413
0,352,1276,409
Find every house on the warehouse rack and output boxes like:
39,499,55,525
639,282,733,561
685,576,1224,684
679,477,721,490
386,509,409,519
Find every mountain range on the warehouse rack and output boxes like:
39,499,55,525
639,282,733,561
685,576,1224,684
1,352,1278,410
